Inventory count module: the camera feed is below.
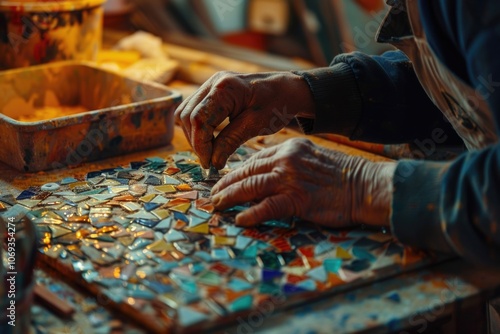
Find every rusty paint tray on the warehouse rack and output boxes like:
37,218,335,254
0,61,182,172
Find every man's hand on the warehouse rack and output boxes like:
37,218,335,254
210,138,396,227
175,71,315,169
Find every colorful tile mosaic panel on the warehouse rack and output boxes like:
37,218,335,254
0,148,436,333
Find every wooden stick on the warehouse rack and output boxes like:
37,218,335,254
34,284,75,318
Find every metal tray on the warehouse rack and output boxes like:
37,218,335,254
0,61,181,172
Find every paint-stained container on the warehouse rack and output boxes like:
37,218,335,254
0,62,182,172
0,0,105,70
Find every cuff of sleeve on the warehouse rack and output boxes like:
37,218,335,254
292,63,362,136
391,160,455,254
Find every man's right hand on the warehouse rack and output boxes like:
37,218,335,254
174,71,315,169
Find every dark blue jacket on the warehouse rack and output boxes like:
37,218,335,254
295,0,500,266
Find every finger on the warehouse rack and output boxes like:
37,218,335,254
189,94,232,168
211,157,275,194
235,194,296,227
175,83,213,139
212,129,283,170
211,172,281,210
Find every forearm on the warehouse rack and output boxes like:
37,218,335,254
390,145,500,266
293,51,462,145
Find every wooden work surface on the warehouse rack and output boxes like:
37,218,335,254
0,126,390,196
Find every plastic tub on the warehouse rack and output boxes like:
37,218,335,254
0,61,182,172
0,0,106,69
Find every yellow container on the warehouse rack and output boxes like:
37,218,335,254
0,0,105,70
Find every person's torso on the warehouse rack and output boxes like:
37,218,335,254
377,0,498,151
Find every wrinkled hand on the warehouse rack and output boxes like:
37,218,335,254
210,138,396,227
175,71,314,169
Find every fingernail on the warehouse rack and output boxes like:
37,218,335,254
211,195,221,207
235,213,250,227
210,185,219,195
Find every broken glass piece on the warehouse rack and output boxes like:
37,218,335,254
172,211,189,223
282,284,308,295
129,184,147,197
241,244,258,259
60,177,78,185
211,248,231,261
194,198,215,214
234,236,253,250
144,175,162,186
171,191,198,200
186,223,209,234
353,237,384,250
126,210,157,220
79,188,105,196
49,225,73,238
336,247,352,260
153,217,172,230
72,260,94,272
205,299,227,317
385,243,405,257
146,239,174,253
209,263,233,276
16,190,36,200
174,241,195,255
177,306,209,327
163,176,181,185
295,279,317,291
71,182,92,193
90,194,117,201
129,238,153,251
41,244,64,258
164,167,181,175
176,184,192,192
139,193,156,203
257,252,281,270
151,195,169,204
261,268,284,282
41,183,60,191
17,199,41,208
151,209,170,220
212,235,236,247
343,259,371,272
130,161,148,169
121,202,142,213
259,282,280,295
155,185,177,194
109,186,130,194
63,195,89,203
173,220,188,230
352,247,377,262
228,295,253,313
165,229,187,243
188,215,206,227
290,234,313,248
307,266,328,283
226,226,243,237
270,237,292,252
323,258,342,274
53,233,81,245
314,240,335,256
99,179,122,187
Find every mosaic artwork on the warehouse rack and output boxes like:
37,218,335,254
0,147,436,333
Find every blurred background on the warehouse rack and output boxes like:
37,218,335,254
104,0,392,67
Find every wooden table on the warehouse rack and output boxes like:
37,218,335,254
2,125,500,333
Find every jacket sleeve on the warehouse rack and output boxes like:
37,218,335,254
292,50,462,145
391,0,500,266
